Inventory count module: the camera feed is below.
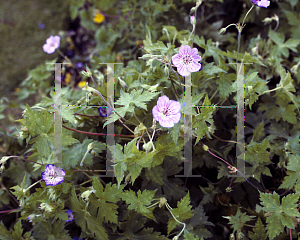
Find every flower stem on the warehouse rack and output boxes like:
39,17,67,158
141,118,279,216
24,179,43,193
62,124,135,138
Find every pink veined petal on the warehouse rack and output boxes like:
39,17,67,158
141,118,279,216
179,45,192,57
177,64,191,77
156,96,170,112
168,112,181,124
168,100,181,114
172,54,183,67
187,62,202,73
190,48,199,56
192,53,202,62
152,105,161,121
159,118,174,128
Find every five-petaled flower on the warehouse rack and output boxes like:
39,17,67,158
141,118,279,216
66,209,74,223
152,96,181,128
171,45,202,77
250,0,270,8
41,164,66,186
43,35,60,54
98,106,113,117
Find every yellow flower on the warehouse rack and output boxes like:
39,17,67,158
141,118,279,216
15,88,21,92
93,11,105,24
78,81,86,88
65,72,72,84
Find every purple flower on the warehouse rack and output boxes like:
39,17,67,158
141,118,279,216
250,0,270,8
152,96,181,128
171,45,202,77
38,22,45,29
41,164,66,186
43,36,60,54
76,62,84,69
98,106,112,117
65,209,74,222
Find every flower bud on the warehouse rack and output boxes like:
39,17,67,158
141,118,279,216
202,144,209,151
190,16,196,25
219,28,226,35
81,190,94,202
262,17,272,25
190,7,196,14
118,77,127,88
143,141,154,152
159,197,167,208
87,142,95,151
164,65,169,78
91,150,96,156
196,0,202,7
93,70,104,86
291,65,298,74
81,65,92,77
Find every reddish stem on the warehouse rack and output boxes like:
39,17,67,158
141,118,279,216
62,124,134,138
0,209,19,214
0,126,13,133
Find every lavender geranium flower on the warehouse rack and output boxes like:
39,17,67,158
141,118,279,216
41,164,66,186
171,45,202,77
98,106,113,117
250,0,270,8
43,35,60,54
66,209,74,223
152,96,181,128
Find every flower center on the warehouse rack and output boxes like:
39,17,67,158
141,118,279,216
182,55,192,65
162,107,170,116
49,171,58,179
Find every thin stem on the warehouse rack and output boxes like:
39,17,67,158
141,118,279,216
0,209,19,214
62,124,135,138
166,203,186,238
24,179,43,193
3,156,44,166
0,125,13,133
192,6,200,47
0,182,19,207
79,179,93,186
210,132,238,144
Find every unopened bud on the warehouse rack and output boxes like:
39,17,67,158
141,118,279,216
143,141,154,152
190,7,196,14
219,28,226,35
81,65,92,77
88,143,95,151
118,77,127,88
159,197,167,208
262,17,272,25
190,16,196,25
291,65,298,74
164,65,169,78
91,150,96,156
202,144,209,151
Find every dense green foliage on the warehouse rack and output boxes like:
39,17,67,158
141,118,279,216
1,0,300,239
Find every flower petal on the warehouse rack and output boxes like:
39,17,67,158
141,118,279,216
177,64,191,77
172,54,183,67
187,62,202,73
152,105,161,121
156,96,170,112
168,112,181,124
159,118,174,128
179,45,192,56
168,100,181,114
